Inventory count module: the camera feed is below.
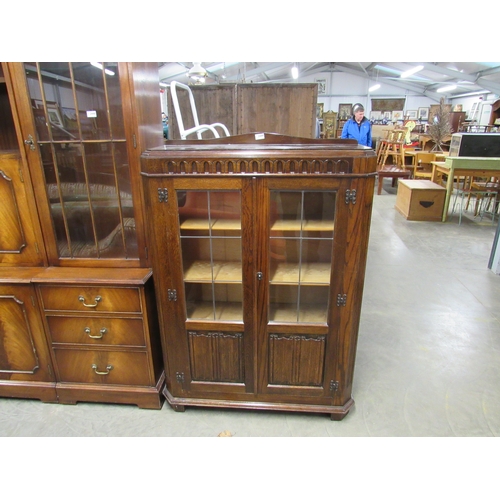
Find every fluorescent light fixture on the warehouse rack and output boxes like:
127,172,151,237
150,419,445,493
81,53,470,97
452,90,490,99
291,65,299,79
400,65,424,79
90,62,115,76
369,83,381,92
437,84,457,93
373,64,401,75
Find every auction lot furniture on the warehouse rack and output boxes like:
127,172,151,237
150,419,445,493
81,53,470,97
431,157,500,222
141,133,376,419
395,179,446,221
377,166,411,195
0,62,165,407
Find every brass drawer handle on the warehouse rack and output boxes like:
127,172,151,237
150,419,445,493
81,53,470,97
84,327,107,339
91,364,113,376
79,295,102,308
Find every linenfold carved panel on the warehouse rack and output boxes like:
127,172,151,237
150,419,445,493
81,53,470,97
188,330,244,382
269,334,326,386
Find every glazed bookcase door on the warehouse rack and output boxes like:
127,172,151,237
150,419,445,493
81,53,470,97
255,177,350,402
8,62,148,267
146,176,255,397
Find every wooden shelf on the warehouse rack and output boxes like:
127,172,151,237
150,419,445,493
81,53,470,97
180,219,214,231
180,218,241,232
183,260,242,283
213,220,241,231
270,262,331,284
186,301,243,321
269,303,328,324
180,219,334,231
271,219,334,232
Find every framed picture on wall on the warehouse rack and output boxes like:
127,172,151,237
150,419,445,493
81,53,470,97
392,110,404,121
316,79,327,95
338,103,352,120
406,110,418,119
384,111,392,120
370,111,382,120
418,107,429,120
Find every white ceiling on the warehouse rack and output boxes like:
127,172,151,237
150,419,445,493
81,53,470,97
158,62,500,100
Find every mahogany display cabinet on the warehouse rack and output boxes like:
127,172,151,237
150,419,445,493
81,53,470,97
0,62,165,408
141,133,377,419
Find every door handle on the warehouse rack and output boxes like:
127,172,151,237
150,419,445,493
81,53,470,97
24,135,36,151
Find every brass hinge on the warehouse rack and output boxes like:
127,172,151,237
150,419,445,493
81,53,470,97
132,134,137,149
336,293,347,306
330,380,339,393
345,189,357,205
18,168,24,183
158,188,168,202
31,295,35,307
48,364,53,377
168,289,177,301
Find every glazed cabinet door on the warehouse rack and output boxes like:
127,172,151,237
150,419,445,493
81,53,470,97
0,282,56,401
145,177,255,399
6,62,160,267
254,177,351,405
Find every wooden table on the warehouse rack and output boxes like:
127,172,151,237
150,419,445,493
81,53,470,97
431,157,500,221
405,151,448,160
405,150,448,168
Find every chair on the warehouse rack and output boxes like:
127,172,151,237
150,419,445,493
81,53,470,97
451,176,498,224
170,81,230,139
377,128,407,168
468,177,500,216
413,152,436,179
376,129,411,195
376,129,392,166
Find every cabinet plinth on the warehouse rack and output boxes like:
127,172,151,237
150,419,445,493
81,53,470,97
141,133,376,419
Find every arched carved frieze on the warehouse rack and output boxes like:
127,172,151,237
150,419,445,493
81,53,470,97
161,158,353,175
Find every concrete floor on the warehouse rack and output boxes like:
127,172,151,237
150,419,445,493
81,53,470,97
2,182,500,438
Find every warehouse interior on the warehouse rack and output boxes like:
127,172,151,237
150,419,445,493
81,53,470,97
1,10,499,497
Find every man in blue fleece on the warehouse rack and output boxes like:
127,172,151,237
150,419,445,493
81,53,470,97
341,103,372,147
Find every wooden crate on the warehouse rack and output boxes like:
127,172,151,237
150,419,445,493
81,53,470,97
395,179,446,221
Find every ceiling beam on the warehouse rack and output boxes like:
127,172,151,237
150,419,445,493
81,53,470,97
477,65,500,77
420,62,500,95
333,63,442,101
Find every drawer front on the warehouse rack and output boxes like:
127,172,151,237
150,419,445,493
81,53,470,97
47,316,146,347
39,286,142,313
54,349,152,386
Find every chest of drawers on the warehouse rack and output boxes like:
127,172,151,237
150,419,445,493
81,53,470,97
33,267,164,409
